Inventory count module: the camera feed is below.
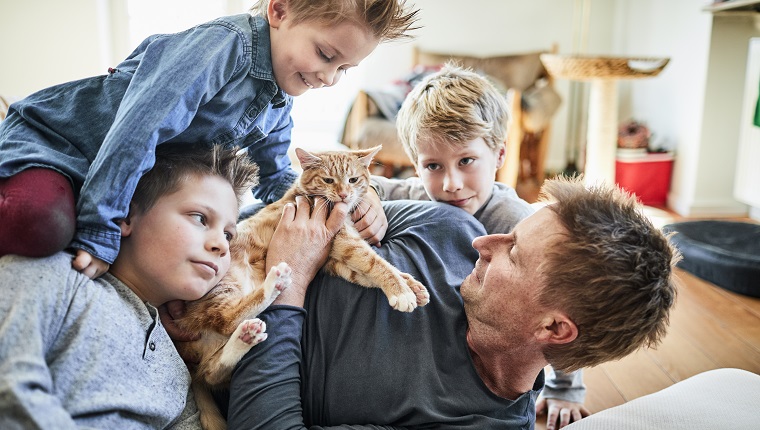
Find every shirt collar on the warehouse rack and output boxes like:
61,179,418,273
248,14,289,107
249,14,275,82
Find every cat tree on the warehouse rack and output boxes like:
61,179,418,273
540,54,669,185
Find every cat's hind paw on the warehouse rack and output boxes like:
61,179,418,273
401,272,430,307
236,318,268,346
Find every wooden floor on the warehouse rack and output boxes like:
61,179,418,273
536,267,760,428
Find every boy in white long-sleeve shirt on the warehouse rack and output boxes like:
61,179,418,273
0,143,259,429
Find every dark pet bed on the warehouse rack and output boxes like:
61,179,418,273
663,220,760,298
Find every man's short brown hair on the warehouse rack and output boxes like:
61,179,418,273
251,0,419,42
537,176,680,372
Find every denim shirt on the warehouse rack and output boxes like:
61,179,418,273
0,14,298,264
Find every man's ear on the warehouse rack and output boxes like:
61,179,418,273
535,313,578,345
267,0,288,28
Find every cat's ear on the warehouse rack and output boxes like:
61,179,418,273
295,147,322,169
357,145,382,168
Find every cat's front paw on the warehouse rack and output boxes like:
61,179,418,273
219,318,268,370
387,290,419,312
271,262,292,293
400,272,430,307
237,318,268,346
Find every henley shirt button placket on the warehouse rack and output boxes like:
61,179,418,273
149,341,156,351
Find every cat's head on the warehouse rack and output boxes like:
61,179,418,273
295,146,381,210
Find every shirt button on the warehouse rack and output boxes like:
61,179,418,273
149,342,156,351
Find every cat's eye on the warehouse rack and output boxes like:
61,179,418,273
324,178,335,184
349,177,358,183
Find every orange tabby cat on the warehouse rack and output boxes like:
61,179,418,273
175,145,429,430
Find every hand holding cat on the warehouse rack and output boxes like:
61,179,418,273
72,249,110,279
351,186,388,247
268,196,349,307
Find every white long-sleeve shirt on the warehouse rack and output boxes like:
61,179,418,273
0,252,201,429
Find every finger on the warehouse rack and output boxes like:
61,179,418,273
326,201,349,234
166,299,187,319
546,406,559,430
159,303,200,341
280,201,296,223
570,408,583,423
293,196,312,220
311,197,330,222
580,406,591,417
558,408,571,428
72,251,91,271
82,265,98,280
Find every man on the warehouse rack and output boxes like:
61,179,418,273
193,176,678,429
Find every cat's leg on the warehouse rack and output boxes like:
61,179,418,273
208,262,291,335
193,379,228,430
215,318,268,376
326,227,428,312
194,263,291,386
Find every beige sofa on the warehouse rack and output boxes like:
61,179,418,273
566,368,760,429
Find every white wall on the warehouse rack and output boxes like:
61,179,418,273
0,0,112,98
1,0,754,216
359,0,619,173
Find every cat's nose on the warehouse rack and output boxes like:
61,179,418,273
338,191,349,201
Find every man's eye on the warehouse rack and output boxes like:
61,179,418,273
324,178,335,184
318,49,331,62
425,163,441,171
225,231,234,242
460,158,474,166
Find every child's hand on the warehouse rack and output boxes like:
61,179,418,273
72,249,110,279
536,397,590,429
352,187,388,247
159,301,201,342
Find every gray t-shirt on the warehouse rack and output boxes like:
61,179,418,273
226,201,543,429
371,176,585,403
0,252,201,429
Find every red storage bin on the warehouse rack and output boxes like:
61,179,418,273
615,153,674,206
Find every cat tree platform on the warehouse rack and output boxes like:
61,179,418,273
540,54,669,185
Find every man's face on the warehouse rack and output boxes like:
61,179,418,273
460,207,567,343
112,174,239,306
267,0,379,96
415,137,505,215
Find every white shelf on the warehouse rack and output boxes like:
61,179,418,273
703,0,760,13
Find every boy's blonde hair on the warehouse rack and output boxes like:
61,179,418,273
396,63,510,165
250,0,419,42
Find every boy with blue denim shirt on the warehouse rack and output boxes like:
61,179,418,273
370,64,589,429
0,0,416,278
0,143,259,429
